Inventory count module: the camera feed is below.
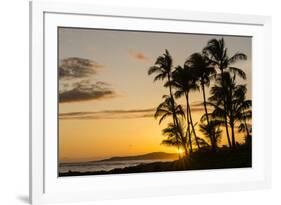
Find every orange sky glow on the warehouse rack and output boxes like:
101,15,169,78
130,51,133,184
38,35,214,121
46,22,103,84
58,28,252,162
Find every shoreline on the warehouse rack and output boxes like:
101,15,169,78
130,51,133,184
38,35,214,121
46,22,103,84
59,146,252,177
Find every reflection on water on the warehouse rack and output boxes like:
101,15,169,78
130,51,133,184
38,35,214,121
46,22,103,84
59,159,174,173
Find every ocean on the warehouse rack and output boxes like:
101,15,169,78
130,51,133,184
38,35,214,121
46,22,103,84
59,159,174,173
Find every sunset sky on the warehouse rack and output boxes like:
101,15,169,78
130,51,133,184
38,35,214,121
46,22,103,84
58,27,252,163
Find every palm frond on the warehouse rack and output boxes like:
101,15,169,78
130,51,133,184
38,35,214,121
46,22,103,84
153,73,166,82
158,113,169,124
228,52,247,64
148,66,161,75
229,67,246,80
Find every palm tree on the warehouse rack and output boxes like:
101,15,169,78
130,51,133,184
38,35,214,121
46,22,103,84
185,53,216,150
154,95,185,125
203,38,247,148
208,72,231,147
161,119,187,158
209,72,251,148
154,95,188,155
148,49,184,148
170,65,201,150
203,38,247,78
237,109,252,139
234,81,252,140
231,83,252,147
199,119,223,150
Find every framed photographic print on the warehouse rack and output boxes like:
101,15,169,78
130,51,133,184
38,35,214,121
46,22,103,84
30,1,272,204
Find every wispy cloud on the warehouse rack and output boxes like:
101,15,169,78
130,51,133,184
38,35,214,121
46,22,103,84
59,104,204,120
59,57,104,79
59,80,116,103
189,101,213,113
59,108,155,120
129,50,150,62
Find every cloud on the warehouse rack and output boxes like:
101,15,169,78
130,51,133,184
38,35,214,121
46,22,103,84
189,102,212,113
59,100,206,119
190,101,204,107
189,106,204,113
59,105,204,120
59,57,104,79
58,57,116,103
129,50,149,62
59,108,155,120
59,80,115,103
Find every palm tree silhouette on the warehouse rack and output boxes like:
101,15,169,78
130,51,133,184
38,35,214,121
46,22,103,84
161,119,187,158
199,119,223,149
148,38,251,162
148,49,187,153
154,95,188,155
231,80,251,146
185,52,216,151
237,108,252,139
209,72,251,148
170,65,201,150
148,49,175,102
154,95,185,125
203,38,247,148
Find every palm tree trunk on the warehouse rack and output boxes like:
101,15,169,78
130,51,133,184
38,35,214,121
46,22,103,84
230,121,236,149
244,120,250,137
168,74,188,155
188,103,201,150
202,84,215,151
220,69,232,148
228,83,236,149
186,93,200,150
185,95,193,153
183,144,189,157
187,121,193,153
231,125,236,148
224,121,232,148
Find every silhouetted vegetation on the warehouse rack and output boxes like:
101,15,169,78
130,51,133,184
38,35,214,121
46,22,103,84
60,144,251,176
148,37,252,165
60,37,252,177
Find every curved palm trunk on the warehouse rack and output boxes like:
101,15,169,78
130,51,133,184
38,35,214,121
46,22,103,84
175,135,182,159
185,95,193,153
188,103,201,150
224,121,232,148
220,69,232,148
185,93,200,150
244,120,250,137
174,117,188,156
201,84,216,151
230,120,236,149
231,124,236,148
168,74,189,156
229,85,236,149
183,143,189,156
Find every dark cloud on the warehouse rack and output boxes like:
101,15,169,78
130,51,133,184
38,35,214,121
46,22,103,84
129,50,149,62
58,57,115,103
59,80,115,103
59,108,155,120
59,57,104,79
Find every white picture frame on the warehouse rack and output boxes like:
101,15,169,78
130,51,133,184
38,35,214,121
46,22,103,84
30,1,272,204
